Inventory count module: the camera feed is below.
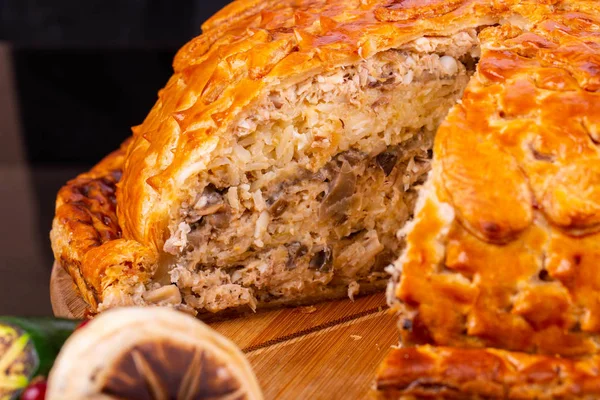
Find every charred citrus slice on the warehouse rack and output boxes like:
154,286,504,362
46,308,262,400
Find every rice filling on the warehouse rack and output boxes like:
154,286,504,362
99,30,481,314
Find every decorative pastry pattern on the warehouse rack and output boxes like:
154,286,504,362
379,2,600,398
49,1,600,395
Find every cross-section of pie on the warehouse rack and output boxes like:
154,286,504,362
51,2,600,376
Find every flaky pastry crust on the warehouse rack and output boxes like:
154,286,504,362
377,346,600,399
51,1,600,396
117,0,502,248
51,139,157,309
377,0,600,399
52,0,500,311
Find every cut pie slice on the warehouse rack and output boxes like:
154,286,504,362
52,0,494,316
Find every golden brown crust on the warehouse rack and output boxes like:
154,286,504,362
50,139,156,310
51,0,505,310
377,346,600,399
117,0,501,249
393,2,600,354
381,1,600,398
50,6,600,397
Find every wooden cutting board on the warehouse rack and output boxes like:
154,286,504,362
50,262,398,399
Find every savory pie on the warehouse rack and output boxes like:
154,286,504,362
51,1,600,393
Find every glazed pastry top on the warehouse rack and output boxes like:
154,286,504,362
50,0,600,316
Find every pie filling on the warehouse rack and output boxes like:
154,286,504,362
100,30,480,314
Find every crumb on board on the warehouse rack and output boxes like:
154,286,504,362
299,305,317,314
351,335,362,341
348,281,360,301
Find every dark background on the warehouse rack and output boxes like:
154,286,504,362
0,0,233,315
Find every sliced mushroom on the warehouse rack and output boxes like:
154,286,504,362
376,151,399,176
205,205,232,229
320,161,357,221
309,246,333,272
269,197,289,218
338,149,365,166
188,185,226,223
344,228,367,241
187,229,205,247
371,96,390,109
194,203,224,217
368,77,396,88
286,242,308,269
371,249,396,273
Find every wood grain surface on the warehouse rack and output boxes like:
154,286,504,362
50,262,398,399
